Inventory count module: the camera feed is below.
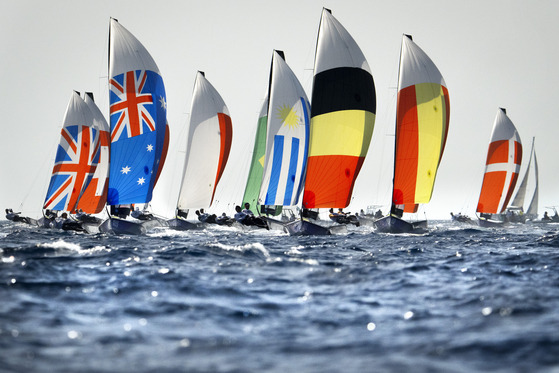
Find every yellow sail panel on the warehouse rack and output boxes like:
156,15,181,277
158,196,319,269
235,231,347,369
393,83,449,206
308,110,375,158
414,82,449,202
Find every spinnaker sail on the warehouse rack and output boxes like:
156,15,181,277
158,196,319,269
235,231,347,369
106,18,168,206
259,50,310,208
176,71,233,213
242,96,268,210
477,108,522,215
43,91,101,213
392,34,450,210
301,8,376,209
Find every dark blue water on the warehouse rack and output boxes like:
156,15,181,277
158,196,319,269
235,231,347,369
1,220,559,373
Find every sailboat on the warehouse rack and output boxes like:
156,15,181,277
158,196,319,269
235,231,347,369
476,108,522,227
284,8,376,236
506,137,538,222
168,71,233,230
99,18,169,235
241,96,268,214
252,50,310,230
73,92,110,231
40,91,102,231
374,34,450,234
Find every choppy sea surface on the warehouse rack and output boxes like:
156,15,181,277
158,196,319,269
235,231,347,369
1,219,559,373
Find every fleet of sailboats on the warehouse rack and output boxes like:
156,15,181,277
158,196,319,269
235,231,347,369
5,10,551,234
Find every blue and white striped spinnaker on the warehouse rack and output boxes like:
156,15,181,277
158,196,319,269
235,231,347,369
258,51,310,207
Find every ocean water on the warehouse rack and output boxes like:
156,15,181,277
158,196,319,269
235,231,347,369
1,220,559,373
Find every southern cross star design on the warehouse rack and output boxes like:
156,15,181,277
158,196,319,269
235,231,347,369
159,96,167,110
147,144,153,152
137,177,145,185
121,166,131,174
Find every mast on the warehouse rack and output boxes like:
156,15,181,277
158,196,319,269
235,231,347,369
389,34,411,217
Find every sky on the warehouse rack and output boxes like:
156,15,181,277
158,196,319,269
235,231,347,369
1,0,558,221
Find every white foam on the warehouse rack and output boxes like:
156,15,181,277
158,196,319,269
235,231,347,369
208,241,270,258
38,239,81,251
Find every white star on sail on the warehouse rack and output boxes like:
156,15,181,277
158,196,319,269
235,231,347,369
137,177,145,185
121,166,131,174
147,144,153,152
159,96,167,110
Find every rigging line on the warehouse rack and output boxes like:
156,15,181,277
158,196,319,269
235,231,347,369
21,132,60,215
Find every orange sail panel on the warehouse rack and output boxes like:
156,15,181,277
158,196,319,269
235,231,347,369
211,113,233,203
302,9,376,209
392,35,450,207
76,94,110,214
154,123,170,187
476,109,522,214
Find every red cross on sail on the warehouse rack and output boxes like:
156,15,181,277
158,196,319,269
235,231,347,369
110,70,155,142
43,125,98,213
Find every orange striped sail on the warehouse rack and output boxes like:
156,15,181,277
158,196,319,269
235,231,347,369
477,108,522,214
302,8,376,209
392,35,450,208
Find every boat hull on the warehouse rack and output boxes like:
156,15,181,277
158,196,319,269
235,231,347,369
477,217,506,228
167,218,199,231
142,217,168,231
357,216,376,227
284,220,347,236
261,217,286,232
374,216,427,234
99,217,146,235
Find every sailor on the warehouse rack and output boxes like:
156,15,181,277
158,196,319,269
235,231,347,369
216,212,233,226
235,204,268,229
242,203,254,216
76,209,86,219
234,205,248,224
201,209,217,223
131,207,142,219
543,211,551,221
5,208,18,221
5,208,29,223
196,209,217,224
329,208,350,224
375,209,383,219
54,212,69,229
131,206,153,221
45,209,57,219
